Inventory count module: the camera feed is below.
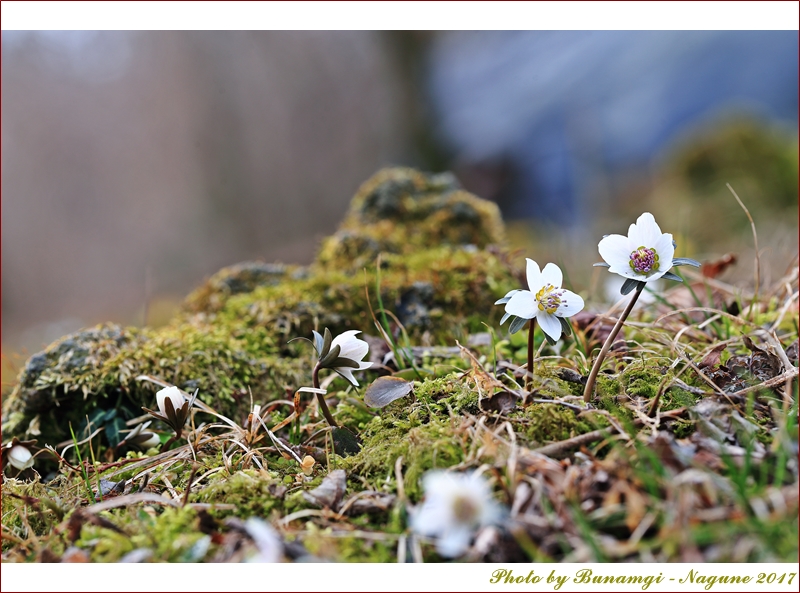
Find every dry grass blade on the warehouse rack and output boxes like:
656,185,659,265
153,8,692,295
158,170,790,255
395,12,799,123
727,183,760,321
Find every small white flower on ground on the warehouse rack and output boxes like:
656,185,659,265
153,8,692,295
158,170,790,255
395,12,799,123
411,470,503,558
504,260,585,342
329,330,373,387
8,445,34,471
156,386,185,418
598,212,675,282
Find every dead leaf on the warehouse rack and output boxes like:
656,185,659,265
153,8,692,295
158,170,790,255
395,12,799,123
785,339,798,366
364,376,413,408
698,343,727,370
554,367,586,384
573,311,625,353
743,336,783,381
480,390,518,414
303,469,347,510
701,253,737,278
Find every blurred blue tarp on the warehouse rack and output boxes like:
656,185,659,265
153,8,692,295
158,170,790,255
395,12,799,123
427,31,799,224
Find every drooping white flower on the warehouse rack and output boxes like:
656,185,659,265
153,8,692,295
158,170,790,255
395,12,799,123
411,470,503,558
156,386,184,418
324,330,373,387
598,212,675,283
500,260,584,342
8,445,34,471
144,385,198,437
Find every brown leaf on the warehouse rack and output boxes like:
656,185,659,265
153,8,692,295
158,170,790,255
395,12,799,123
700,253,737,278
364,376,413,408
743,336,783,381
786,339,798,366
572,311,625,353
698,343,727,370
480,390,518,414
303,469,347,510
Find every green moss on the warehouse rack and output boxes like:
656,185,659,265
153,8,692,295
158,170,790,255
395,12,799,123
0,478,61,552
79,506,211,562
316,168,505,271
3,168,515,447
190,469,286,520
340,399,468,500
512,404,602,446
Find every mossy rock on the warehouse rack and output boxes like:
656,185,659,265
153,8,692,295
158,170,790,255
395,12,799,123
316,167,505,270
3,167,516,448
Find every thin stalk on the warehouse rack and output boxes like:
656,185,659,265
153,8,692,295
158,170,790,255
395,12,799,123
583,285,644,403
526,318,536,391
69,423,96,504
312,363,339,428
160,432,181,454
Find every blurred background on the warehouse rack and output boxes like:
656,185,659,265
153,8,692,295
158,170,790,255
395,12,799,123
2,30,798,367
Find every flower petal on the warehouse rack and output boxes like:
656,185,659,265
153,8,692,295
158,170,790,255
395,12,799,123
652,232,675,274
331,330,368,362
629,212,662,247
525,259,542,292
436,527,473,558
540,263,563,288
504,290,537,320
335,367,359,387
555,289,584,317
537,313,562,342
598,234,633,269
156,386,184,418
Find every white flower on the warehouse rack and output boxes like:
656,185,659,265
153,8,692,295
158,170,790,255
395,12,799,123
328,330,373,387
598,212,675,282
243,517,283,563
503,260,585,342
411,470,503,558
8,445,34,471
156,386,185,418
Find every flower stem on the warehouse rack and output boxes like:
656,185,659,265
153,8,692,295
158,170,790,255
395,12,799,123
160,431,181,454
312,363,339,428
526,318,536,391
583,285,644,403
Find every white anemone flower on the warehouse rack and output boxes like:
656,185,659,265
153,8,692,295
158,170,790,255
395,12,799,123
8,445,34,471
503,260,585,342
327,330,373,387
411,470,503,558
156,386,185,418
598,212,675,282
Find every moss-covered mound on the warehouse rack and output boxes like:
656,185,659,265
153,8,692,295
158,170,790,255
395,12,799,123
2,168,515,447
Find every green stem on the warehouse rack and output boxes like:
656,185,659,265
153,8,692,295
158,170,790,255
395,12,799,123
313,363,339,428
583,285,644,403
526,318,536,391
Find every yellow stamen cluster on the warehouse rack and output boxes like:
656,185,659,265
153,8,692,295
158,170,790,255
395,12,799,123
535,284,564,314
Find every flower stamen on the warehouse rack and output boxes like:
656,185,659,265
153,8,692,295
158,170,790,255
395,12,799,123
535,284,564,314
629,246,659,275
452,494,480,524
